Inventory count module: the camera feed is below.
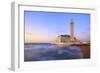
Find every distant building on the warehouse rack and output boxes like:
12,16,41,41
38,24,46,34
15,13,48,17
55,35,70,43
55,34,79,44
55,18,81,45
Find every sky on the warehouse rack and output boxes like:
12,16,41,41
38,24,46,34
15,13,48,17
24,11,90,43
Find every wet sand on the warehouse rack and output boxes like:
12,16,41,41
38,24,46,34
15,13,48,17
76,44,90,58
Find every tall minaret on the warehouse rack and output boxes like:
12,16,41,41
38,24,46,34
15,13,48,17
70,17,74,41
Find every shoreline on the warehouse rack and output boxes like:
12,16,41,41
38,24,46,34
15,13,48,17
24,43,90,59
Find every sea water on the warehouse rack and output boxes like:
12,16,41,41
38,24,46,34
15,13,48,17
24,43,83,61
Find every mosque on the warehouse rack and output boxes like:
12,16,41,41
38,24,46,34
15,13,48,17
55,18,81,45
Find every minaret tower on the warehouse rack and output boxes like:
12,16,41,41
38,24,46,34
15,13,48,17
70,17,74,41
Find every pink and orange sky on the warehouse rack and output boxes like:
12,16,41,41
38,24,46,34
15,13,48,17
24,11,90,43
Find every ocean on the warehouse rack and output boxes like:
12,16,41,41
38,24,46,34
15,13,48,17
24,43,83,61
